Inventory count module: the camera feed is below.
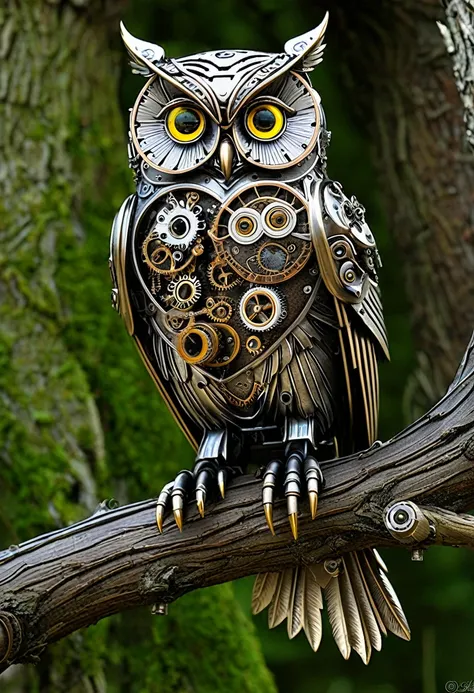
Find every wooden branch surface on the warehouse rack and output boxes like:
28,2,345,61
1,332,474,668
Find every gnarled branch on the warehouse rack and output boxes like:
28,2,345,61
1,331,474,670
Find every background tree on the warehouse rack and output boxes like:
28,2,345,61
1,0,473,692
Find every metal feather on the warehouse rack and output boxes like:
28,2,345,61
287,568,305,639
340,559,370,664
252,572,279,615
362,550,411,641
268,568,294,629
373,548,388,573
303,567,323,651
345,553,383,652
324,575,351,660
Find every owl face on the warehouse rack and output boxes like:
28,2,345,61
122,16,328,183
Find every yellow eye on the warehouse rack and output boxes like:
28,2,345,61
246,104,285,140
267,208,289,231
167,106,205,142
236,216,256,236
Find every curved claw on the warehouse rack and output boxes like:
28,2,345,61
218,469,227,499
170,470,194,531
156,481,174,533
288,509,298,541
309,491,318,520
156,506,164,534
173,508,183,532
304,455,323,520
285,452,303,541
262,459,283,535
195,459,219,519
264,504,275,536
196,491,205,518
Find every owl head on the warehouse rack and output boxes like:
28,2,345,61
121,15,329,186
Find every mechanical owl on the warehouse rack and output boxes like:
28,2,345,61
110,14,410,661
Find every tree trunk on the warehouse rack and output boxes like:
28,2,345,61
332,0,474,417
0,1,275,691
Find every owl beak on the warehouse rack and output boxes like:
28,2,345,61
219,138,235,180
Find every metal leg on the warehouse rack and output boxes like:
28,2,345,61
261,417,324,539
155,428,244,531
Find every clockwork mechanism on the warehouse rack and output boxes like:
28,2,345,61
142,191,205,276
239,286,285,332
245,335,264,355
205,297,233,323
207,257,242,291
168,274,201,310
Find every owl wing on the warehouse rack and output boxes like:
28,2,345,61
110,194,201,452
304,175,389,453
334,290,385,453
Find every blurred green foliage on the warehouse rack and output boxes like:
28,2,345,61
119,2,474,692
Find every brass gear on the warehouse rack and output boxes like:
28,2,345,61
205,297,233,323
168,274,201,310
207,257,242,291
245,335,264,356
239,286,285,332
165,310,195,334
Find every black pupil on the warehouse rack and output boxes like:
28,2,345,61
170,217,188,237
175,109,200,135
240,221,250,230
254,108,276,132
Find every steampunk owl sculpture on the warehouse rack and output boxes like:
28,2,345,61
110,14,410,662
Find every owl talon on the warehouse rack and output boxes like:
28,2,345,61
196,491,206,518
304,455,323,520
262,459,283,535
156,481,174,533
285,452,303,541
170,470,194,531
218,469,227,499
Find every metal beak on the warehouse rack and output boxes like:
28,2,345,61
219,138,234,180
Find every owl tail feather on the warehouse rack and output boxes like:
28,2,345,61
251,549,410,663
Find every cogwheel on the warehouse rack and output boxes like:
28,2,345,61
168,274,201,310
207,257,242,291
239,286,285,332
164,310,195,334
205,297,233,323
245,335,264,356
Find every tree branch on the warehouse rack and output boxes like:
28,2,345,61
1,331,474,670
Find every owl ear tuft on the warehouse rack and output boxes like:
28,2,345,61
284,12,328,72
120,22,165,77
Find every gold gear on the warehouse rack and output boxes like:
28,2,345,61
245,335,264,355
177,323,220,365
205,297,233,323
165,310,195,334
168,274,201,310
207,257,242,291
240,286,283,332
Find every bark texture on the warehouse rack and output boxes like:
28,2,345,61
0,2,275,692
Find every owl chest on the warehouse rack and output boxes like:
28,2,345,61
133,182,320,381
